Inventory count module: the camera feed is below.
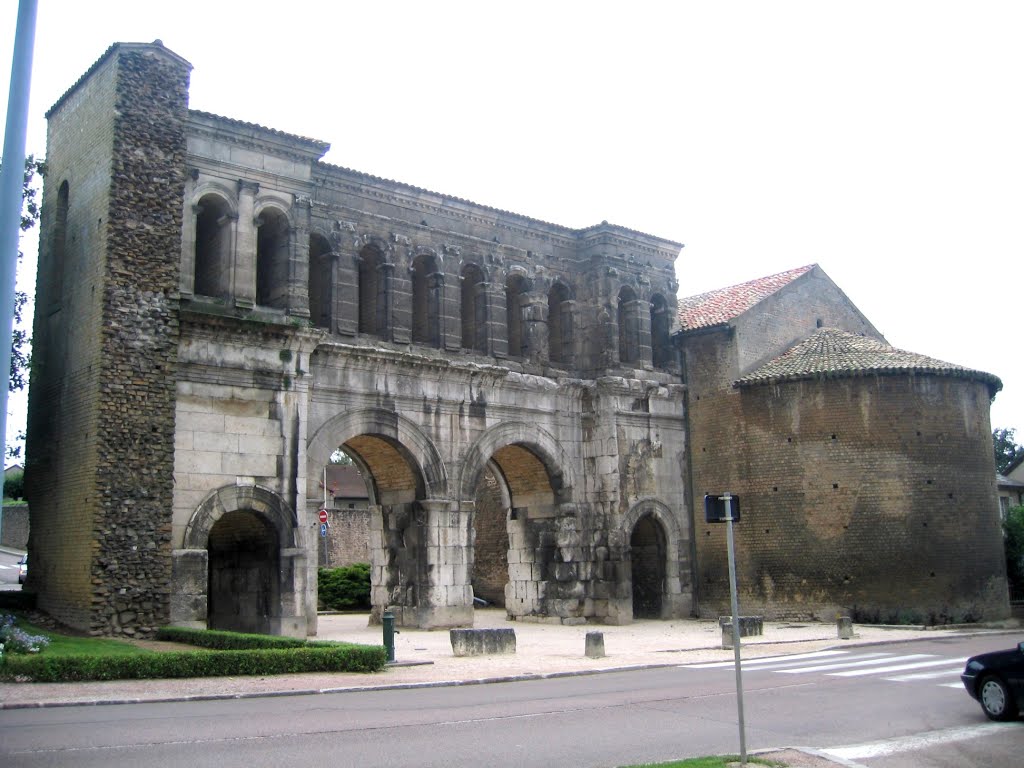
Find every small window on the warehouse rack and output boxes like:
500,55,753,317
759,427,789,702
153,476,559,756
461,264,487,353
308,233,332,329
256,207,289,308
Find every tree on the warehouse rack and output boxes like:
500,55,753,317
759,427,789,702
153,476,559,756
1004,505,1024,599
3,155,43,393
993,428,1024,475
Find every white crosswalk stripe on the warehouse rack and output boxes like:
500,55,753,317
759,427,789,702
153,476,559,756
681,650,966,689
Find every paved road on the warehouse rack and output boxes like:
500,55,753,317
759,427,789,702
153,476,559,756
0,635,1019,767
0,549,24,588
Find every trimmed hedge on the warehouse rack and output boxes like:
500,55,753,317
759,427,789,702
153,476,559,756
156,626,310,649
2,644,388,683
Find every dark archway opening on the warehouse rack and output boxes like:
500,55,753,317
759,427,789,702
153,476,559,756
470,463,509,606
630,514,666,619
208,510,280,634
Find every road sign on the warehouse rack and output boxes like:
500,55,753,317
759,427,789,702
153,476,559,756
318,509,328,524
320,523,328,537
704,494,741,523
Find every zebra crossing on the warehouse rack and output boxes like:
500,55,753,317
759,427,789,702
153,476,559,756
681,649,966,688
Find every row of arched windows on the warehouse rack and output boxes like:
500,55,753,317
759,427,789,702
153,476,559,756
191,192,674,368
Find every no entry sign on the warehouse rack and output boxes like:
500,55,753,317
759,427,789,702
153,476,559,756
318,509,328,524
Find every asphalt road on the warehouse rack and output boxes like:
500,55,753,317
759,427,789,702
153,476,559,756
0,549,24,588
0,635,1020,767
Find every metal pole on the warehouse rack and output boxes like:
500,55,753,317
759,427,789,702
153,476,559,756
724,493,747,764
0,0,38,463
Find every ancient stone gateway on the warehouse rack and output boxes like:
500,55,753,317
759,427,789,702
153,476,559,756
24,41,689,635
24,41,1007,637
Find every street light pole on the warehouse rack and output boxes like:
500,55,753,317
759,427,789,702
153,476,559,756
723,492,747,764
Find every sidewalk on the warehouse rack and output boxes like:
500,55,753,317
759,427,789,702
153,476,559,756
2,609,1016,710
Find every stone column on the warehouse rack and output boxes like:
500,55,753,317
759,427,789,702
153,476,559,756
287,195,311,319
522,294,548,366
234,179,259,309
420,499,474,628
170,548,209,628
381,261,399,343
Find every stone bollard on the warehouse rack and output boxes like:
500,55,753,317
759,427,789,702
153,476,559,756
837,616,853,640
719,616,764,649
585,631,605,658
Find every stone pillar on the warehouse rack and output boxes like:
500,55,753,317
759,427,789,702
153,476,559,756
336,246,359,336
632,298,653,370
170,548,209,628
522,294,548,366
234,179,259,309
287,196,311,319
381,261,399,343
272,548,307,638
420,499,474,628
484,282,504,358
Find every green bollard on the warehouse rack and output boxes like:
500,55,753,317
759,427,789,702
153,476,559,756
382,608,398,663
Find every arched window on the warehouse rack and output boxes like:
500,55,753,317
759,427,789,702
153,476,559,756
548,282,572,365
505,274,528,358
256,207,289,308
411,253,441,347
52,180,69,306
650,293,672,368
308,233,332,330
194,193,232,299
618,286,639,364
358,245,386,336
461,264,487,353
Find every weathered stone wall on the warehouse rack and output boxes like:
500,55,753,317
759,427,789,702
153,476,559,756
26,43,191,635
0,504,29,550
693,374,1008,622
321,507,371,567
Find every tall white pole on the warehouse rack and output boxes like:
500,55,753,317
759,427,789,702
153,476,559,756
724,492,747,764
0,0,38,464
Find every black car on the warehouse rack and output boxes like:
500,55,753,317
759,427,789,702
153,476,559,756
961,641,1024,721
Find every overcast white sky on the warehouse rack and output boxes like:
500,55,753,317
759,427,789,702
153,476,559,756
3,1,1023,457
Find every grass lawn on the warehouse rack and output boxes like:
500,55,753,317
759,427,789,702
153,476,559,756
7,614,152,657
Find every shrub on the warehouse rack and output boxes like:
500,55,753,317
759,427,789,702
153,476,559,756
156,626,309,649
2,644,387,683
3,470,24,500
318,563,371,611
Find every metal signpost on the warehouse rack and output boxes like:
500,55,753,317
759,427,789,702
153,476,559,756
705,493,747,765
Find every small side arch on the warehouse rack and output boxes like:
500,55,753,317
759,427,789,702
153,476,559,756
621,498,684,619
183,484,297,550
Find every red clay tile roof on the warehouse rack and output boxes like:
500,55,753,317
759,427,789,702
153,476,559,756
678,265,815,331
735,327,1002,394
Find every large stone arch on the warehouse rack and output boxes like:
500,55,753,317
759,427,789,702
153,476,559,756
307,408,448,500
172,484,307,637
458,421,576,506
459,421,586,620
620,498,688,619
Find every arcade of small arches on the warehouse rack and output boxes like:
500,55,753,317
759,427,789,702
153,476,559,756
184,186,676,371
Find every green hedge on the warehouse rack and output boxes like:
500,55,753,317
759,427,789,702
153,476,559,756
318,563,371,611
156,626,310,649
2,644,387,683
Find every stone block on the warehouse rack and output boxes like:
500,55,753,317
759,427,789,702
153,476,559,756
837,616,854,640
720,616,763,648
585,631,605,658
450,628,516,656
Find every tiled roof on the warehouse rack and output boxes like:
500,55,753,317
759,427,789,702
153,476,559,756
677,265,815,330
736,327,1003,393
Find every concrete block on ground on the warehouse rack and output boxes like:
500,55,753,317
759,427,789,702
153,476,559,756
837,615,854,639
450,628,517,656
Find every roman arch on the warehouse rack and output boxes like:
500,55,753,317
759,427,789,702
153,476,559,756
174,485,306,637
